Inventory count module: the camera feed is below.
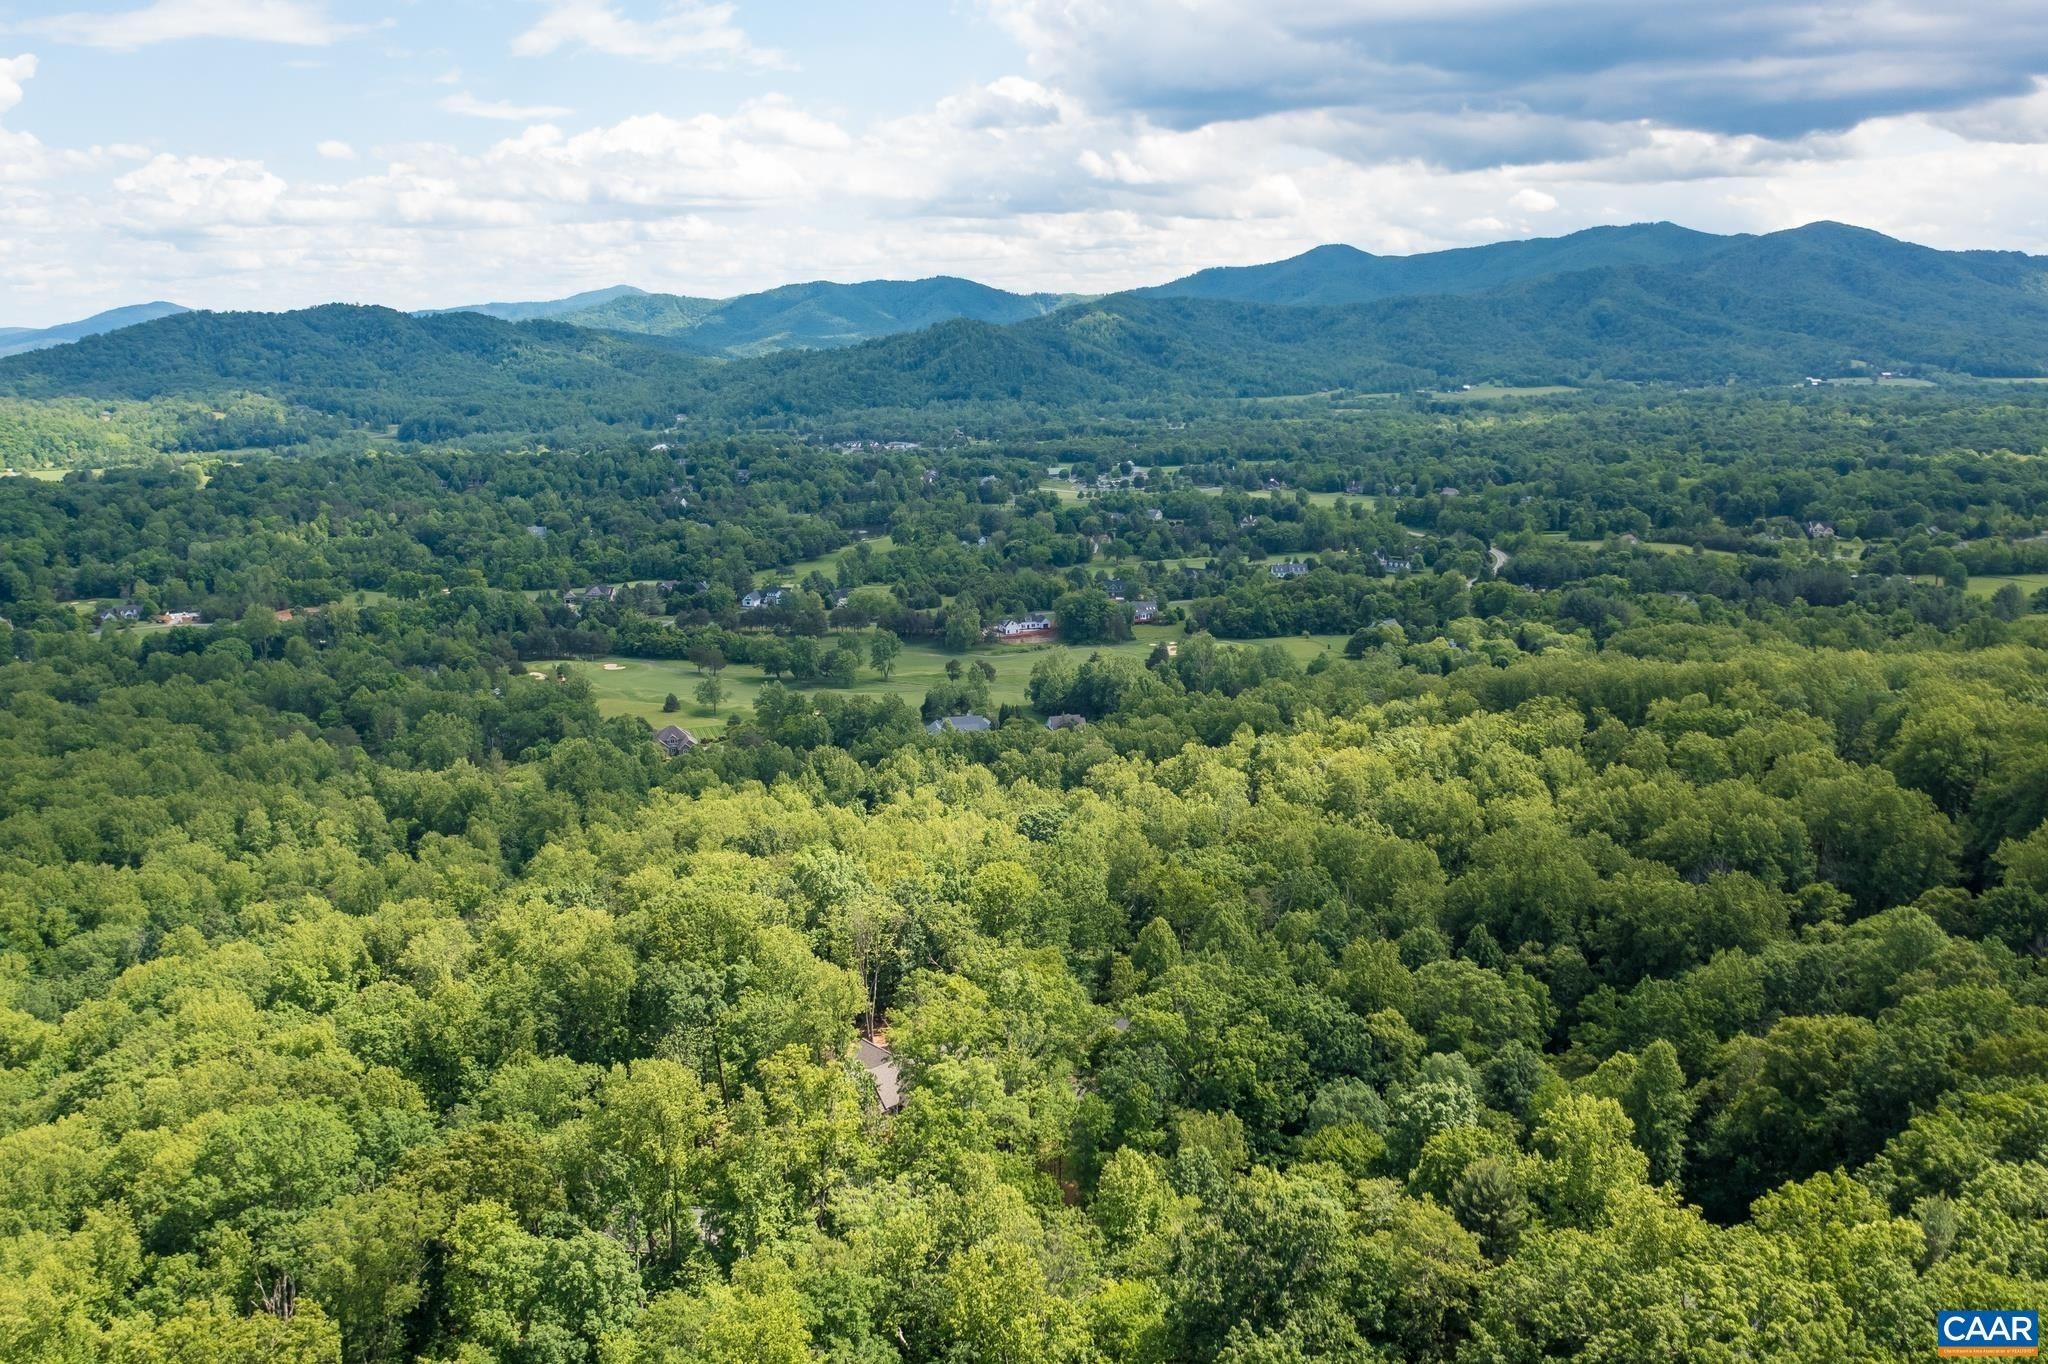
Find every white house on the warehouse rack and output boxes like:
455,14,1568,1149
989,616,1055,638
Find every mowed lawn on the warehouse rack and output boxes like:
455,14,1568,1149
529,626,1350,733
1967,572,2048,603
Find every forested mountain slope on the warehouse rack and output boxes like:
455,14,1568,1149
708,226,2048,412
1146,221,1737,306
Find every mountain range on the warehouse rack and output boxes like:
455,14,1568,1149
5,222,2046,438
552,277,1079,357
0,302,190,359
1143,223,1738,306
416,285,650,324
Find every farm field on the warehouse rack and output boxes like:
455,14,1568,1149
529,626,1350,733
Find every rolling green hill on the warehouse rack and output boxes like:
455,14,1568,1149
0,304,711,439
554,290,723,337
558,275,1078,356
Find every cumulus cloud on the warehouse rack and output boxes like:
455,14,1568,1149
441,92,575,122
934,77,1070,133
28,0,361,50
317,139,358,160
113,153,291,227
512,0,782,68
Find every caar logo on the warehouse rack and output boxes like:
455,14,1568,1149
1938,1311,2039,1357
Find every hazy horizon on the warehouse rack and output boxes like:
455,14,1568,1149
2,216,2003,328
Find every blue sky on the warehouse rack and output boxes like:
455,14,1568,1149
5,0,2048,324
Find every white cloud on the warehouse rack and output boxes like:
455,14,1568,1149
935,77,1069,133
113,154,290,227
28,0,360,50
0,53,56,185
512,0,783,68
0,53,34,115
317,139,357,160
1510,188,1558,212
441,92,576,122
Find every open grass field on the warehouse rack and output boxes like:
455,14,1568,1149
1429,385,1577,402
1540,532,1741,562
781,534,896,581
1248,488,1373,507
1195,486,1376,509
1636,540,1749,562
529,627,1351,734
1967,572,2048,602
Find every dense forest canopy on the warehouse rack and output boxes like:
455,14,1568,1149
2,338,2047,1362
